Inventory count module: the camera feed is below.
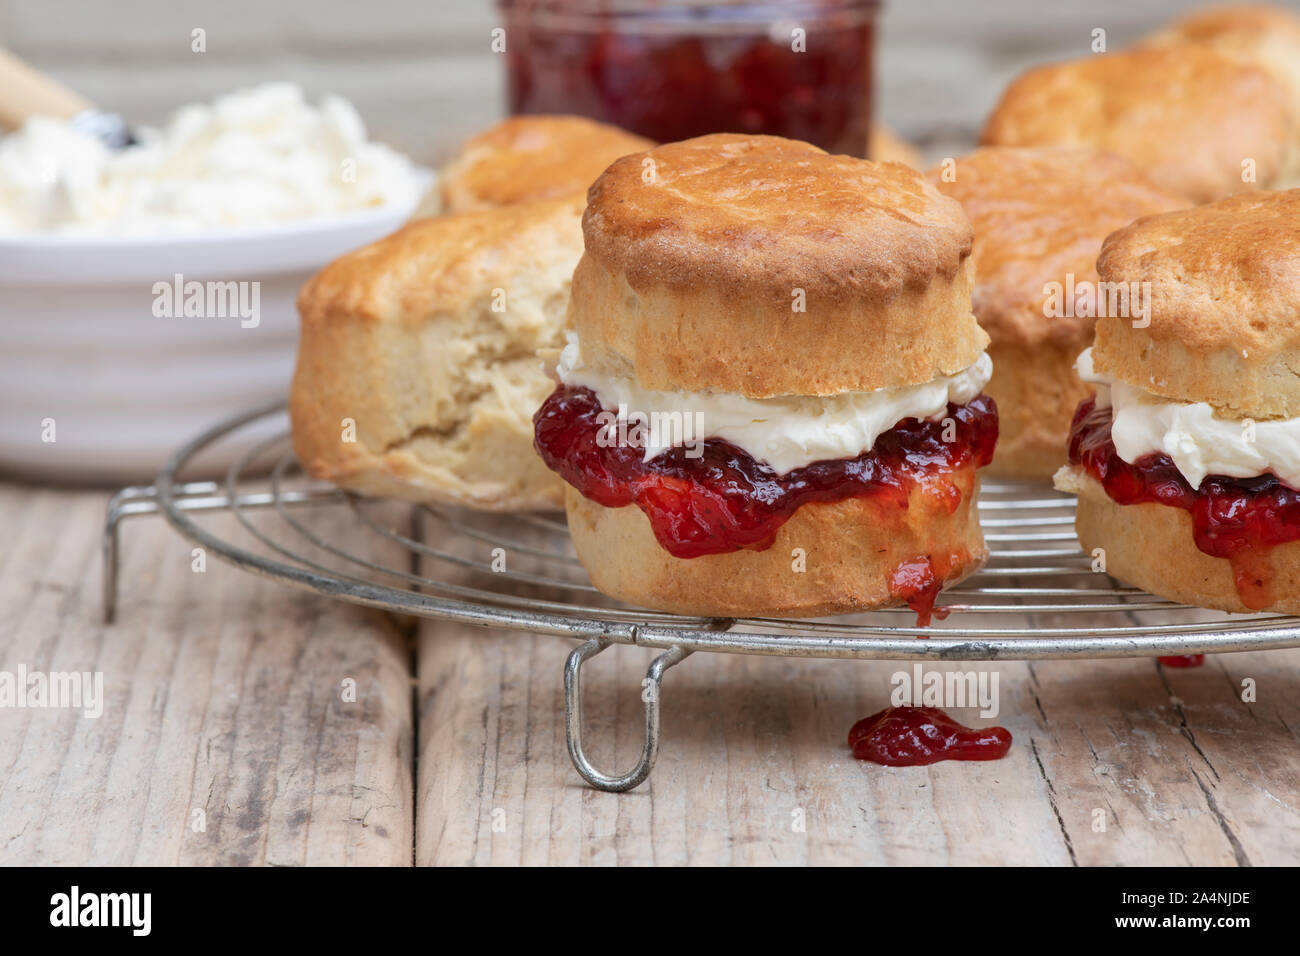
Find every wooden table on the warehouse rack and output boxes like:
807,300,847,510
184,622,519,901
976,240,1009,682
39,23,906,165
3,481,1299,866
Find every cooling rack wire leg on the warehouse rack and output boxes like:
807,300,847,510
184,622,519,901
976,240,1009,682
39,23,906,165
564,637,692,792
102,481,226,624
103,485,163,624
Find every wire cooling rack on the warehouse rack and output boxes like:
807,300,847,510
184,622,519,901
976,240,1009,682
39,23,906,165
104,403,1300,790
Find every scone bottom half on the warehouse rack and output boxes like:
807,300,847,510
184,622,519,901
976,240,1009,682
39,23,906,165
1060,396,1300,616
533,134,999,623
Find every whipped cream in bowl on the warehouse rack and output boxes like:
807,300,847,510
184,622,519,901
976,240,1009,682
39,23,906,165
0,83,433,481
0,82,427,235
556,332,994,474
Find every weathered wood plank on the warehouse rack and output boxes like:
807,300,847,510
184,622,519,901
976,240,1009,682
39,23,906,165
4,483,1299,867
413,520,1300,867
0,486,414,866
1024,652,1300,866
416,619,1080,866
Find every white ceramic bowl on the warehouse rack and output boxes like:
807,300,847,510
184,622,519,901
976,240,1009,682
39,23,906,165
0,175,432,484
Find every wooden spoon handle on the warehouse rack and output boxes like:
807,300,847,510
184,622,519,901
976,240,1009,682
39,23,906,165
0,49,92,129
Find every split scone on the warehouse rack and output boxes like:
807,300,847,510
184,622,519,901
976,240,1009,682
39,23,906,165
981,45,1297,203
412,115,653,218
930,147,1186,478
1055,189,1300,613
532,134,997,620
291,196,584,510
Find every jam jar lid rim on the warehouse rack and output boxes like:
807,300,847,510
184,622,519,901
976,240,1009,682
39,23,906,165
497,0,882,30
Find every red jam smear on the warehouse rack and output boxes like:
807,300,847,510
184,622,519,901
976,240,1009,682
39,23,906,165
502,3,876,155
848,706,1013,766
1068,396,1300,610
534,385,997,563
888,553,964,628
1158,655,1205,668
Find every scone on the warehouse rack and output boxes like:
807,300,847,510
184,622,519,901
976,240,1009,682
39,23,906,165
291,196,584,510
981,46,1297,203
532,134,997,620
1055,189,1300,613
929,147,1186,478
1142,5,1300,165
431,115,652,215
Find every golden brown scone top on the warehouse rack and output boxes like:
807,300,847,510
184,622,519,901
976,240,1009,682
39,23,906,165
583,133,973,308
1151,2,1300,39
981,46,1294,203
570,133,985,398
299,193,585,326
1093,189,1300,418
439,115,653,213
1142,4,1300,138
929,146,1187,349
1097,189,1300,354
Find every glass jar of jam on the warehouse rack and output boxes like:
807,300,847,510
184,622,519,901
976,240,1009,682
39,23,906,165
499,0,880,156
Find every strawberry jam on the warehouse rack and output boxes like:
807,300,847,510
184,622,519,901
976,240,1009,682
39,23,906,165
848,706,1013,766
1159,655,1205,668
888,553,966,628
534,385,997,562
1068,396,1300,609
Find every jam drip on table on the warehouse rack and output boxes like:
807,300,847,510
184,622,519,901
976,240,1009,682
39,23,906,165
1068,397,1300,610
848,707,1013,766
534,385,997,562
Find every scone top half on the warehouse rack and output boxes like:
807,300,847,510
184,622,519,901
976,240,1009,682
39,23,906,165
1090,189,1300,423
571,133,987,398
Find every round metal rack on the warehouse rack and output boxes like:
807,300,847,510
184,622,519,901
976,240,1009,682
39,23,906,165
104,403,1300,790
